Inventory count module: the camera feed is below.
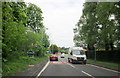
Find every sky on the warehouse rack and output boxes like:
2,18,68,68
24,0,85,48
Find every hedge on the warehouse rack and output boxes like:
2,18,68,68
86,50,120,63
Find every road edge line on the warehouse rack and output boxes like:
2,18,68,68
36,61,50,78
87,64,120,73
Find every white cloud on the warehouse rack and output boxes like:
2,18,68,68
24,0,85,47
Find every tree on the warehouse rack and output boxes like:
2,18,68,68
60,47,68,54
2,1,50,61
50,44,58,54
2,1,50,76
26,3,44,32
2,2,28,60
96,2,116,51
113,2,120,50
74,2,119,51
75,2,98,50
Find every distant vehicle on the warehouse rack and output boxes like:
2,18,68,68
27,51,35,56
68,47,87,64
50,55,58,61
61,53,65,58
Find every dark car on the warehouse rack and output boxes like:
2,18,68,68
49,55,58,61
27,51,35,56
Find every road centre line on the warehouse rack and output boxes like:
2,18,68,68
67,63,75,68
36,61,50,78
82,71,95,78
58,59,75,68
87,64,120,73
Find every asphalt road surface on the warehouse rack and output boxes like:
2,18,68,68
38,54,119,78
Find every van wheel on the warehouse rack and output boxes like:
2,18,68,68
71,59,74,64
68,58,70,62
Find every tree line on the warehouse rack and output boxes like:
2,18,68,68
2,1,50,62
74,2,120,51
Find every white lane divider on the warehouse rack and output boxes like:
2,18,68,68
67,63,75,68
82,71,95,78
60,60,75,68
87,64,120,73
36,61,50,78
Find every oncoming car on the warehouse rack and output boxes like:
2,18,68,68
61,53,65,58
49,55,58,61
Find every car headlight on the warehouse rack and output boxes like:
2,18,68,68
84,56,87,60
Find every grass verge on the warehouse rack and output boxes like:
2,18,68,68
2,54,50,76
87,59,119,68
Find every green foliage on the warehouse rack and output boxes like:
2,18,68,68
74,2,120,51
50,44,59,54
2,55,48,76
2,2,29,60
60,47,68,54
26,3,43,32
2,1,50,76
87,59,119,68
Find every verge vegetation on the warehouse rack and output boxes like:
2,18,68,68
3,54,50,76
2,1,50,76
87,59,119,68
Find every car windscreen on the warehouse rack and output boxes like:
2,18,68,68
51,55,57,56
61,53,64,55
72,50,85,55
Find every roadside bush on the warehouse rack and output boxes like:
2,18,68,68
2,55,48,76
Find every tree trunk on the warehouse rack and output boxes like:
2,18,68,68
110,42,114,51
105,43,109,51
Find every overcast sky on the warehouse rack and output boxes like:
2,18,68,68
24,0,85,48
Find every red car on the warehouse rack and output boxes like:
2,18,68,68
50,55,58,61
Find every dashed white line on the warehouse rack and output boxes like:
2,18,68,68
68,63,75,68
36,61,50,78
87,64,120,73
82,71,95,78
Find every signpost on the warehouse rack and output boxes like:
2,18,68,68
94,44,97,62
34,43,38,48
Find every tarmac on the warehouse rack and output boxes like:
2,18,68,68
5,58,119,78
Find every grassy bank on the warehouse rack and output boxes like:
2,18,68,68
3,54,50,76
87,59,119,68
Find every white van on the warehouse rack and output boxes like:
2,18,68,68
68,47,87,64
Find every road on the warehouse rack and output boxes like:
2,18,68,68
37,54,119,78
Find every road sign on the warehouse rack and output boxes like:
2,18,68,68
34,43,38,48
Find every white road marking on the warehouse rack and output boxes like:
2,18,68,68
87,64,120,73
68,64,75,68
82,71,95,78
36,61,50,78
